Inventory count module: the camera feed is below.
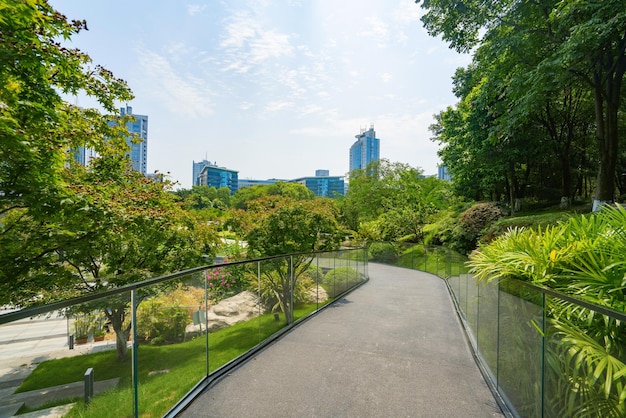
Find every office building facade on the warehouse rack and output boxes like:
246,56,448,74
198,162,239,194
119,106,148,175
192,160,210,187
291,170,344,198
437,165,452,181
349,125,380,173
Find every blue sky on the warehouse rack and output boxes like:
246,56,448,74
51,0,470,189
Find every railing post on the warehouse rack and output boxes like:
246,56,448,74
204,269,209,377
290,255,294,325
131,289,139,418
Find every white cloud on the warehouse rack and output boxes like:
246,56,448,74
186,4,206,16
220,12,294,74
136,49,214,118
393,0,423,25
264,100,294,113
381,73,393,83
359,16,390,47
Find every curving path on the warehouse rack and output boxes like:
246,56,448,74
180,263,504,418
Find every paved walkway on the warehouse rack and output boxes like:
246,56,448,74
180,263,504,418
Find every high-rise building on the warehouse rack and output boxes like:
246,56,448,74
72,145,97,166
192,160,210,187
291,170,345,198
349,124,379,173
198,162,239,194
437,165,452,181
119,106,148,175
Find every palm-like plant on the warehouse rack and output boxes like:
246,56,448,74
467,206,626,416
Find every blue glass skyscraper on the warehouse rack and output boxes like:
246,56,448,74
349,125,379,173
120,106,148,175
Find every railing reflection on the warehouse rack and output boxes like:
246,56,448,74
0,248,367,418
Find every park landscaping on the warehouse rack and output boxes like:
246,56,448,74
15,304,319,417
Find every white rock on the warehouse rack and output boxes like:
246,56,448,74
185,291,264,337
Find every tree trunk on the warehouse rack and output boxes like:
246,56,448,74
592,52,624,210
105,306,130,361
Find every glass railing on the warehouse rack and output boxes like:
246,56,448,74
370,242,626,418
0,248,368,418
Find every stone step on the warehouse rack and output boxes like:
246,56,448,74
0,401,23,417
17,403,75,418
0,378,119,410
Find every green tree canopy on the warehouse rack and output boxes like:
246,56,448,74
417,0,626,208
0,1,219,359
229,196,344,323
341,160,454,241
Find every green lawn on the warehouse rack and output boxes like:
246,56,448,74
17,304,319,417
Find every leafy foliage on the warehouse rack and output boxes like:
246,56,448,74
450,202,503,254
419,0,626,205
468,206,626,415
340,160,455,241
0,1,219,359
228,195,344,323
323,267,362,298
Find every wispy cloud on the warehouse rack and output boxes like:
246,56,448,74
264,100,294,113
186,4,207,16
393,0,422,25
359,16,389,47
220,12,294,73
137,49,214,118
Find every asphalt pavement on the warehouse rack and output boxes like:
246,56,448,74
180,263,504,418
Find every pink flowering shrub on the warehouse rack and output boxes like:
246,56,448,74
206,258,247,302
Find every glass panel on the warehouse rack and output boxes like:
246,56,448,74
0,291,134,417
208,259,273,373
314,251,334,309
459,273,468,314
543,297,626,418
497,280,544,418
293,252,320,323
321,250,363,300
465,274,480,344
449,274,461,306
476,279,499,382
134,270,208,416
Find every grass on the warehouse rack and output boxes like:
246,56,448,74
485,206,590,240
17,304,319,417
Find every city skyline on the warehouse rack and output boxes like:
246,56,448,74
51,0,471,189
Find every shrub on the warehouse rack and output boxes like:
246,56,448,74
255,268,315,313
135,299,189,344
323,267,362,298
452,202,503,254
367,242,399,262
206,259,247,303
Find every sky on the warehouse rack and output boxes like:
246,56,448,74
50,0,470,190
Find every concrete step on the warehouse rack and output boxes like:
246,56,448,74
17,403,75,418
0,378,119,410
0,402,23,418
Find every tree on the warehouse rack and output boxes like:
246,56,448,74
231,182,315,209
0,1,219,359
230,196,344,323
340,160,453,241
416,0,626,209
